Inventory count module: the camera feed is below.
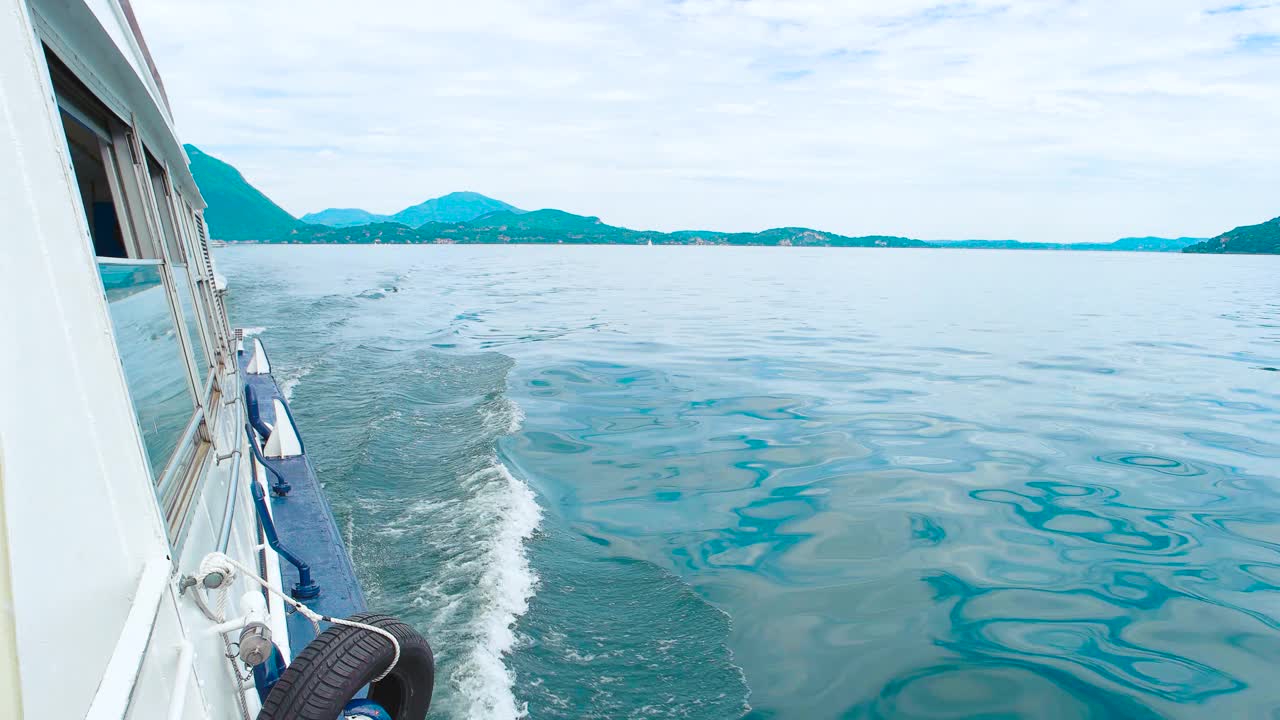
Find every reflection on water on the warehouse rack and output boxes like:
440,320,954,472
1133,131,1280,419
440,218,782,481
217,246,1280,719
99,262,194,476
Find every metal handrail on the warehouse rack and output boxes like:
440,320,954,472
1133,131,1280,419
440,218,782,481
200,366,218,409
215,363,245,553
214,449,241,554
212,358,244,548
244,423,317,599
244,384,273,442
245,418,291,496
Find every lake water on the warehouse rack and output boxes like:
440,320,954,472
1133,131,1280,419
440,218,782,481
218,245,1280,719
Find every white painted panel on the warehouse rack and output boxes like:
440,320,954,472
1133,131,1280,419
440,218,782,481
0,460,23,718
127,591,211,720
83,0,150,94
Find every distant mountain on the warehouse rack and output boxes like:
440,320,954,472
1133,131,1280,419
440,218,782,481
299,208,388,227
1183,217,1280,254
301,192,525,229
933,237,1200,252
392,192,524,226
184,145,300,241
187,148,1268,252
280,208,930,248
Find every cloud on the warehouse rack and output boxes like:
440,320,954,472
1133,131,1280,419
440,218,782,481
132,0,1280,242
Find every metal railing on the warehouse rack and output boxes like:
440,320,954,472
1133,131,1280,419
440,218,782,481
213,450,241,554
214,363,245,553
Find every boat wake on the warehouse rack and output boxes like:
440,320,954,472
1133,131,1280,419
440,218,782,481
278,365,312,402
480,394,526,436
339,369,542,720
234,331,542,718
449,460,542,719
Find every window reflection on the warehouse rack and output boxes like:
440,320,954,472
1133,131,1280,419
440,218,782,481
145,153,185,263
98,262,196,477
172,269,211,382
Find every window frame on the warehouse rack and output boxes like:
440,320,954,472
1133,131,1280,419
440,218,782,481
144,150,219,389
49,48,223,543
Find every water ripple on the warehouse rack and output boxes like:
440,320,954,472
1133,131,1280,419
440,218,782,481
217,245,1280,719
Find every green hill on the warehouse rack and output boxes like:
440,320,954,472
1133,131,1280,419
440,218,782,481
1183,217,1280,254
280,208,931,247
184,145,300,241
284,221,422,244
933,237,1200,251
191,147,1268,251
711,227,919,248
1111,236,1203,251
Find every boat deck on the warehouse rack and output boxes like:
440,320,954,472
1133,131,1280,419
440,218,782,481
238,345,366,651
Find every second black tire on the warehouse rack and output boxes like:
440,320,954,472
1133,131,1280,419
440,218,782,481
257,612,434,720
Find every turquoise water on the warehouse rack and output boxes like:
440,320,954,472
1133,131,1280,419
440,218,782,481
218,245,1280,719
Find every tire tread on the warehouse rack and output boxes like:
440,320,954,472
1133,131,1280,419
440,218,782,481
257,612,433,720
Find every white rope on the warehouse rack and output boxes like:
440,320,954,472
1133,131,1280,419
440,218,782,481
202,552,402,682
198,553,238,589
195,552,251,720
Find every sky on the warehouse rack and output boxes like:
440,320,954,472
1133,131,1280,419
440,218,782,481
132,0,1280,243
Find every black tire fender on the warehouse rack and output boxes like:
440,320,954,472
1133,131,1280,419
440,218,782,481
257,612,434,720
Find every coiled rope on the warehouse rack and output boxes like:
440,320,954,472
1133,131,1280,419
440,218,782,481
195,554,250,720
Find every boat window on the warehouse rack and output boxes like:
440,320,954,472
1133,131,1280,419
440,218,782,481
48,49,214,526
144,150,215,383
98,261,198,477
60,110,129,258
172,267,211,381
179,209,224,373
145,152,185,264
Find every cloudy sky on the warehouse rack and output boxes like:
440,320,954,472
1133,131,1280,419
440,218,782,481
133,1,1279,243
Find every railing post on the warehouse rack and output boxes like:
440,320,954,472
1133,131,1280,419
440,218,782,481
245,420,290,496
244,424,316,599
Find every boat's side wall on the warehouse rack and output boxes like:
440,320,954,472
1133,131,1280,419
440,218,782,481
0,2,175,716
3,3,277,718
125,374,276,720
31,0,203,207
0,462,23,720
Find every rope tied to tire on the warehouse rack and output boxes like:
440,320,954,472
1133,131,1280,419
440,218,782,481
200,551,402,682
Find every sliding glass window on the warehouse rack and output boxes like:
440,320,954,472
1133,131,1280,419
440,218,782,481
144,151,215,387
97,260,197,474
49,49,211,538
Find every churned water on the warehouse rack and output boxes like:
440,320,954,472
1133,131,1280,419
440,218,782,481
218,245,1280,719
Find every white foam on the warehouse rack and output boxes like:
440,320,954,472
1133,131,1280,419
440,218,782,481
480,396,526,436
279,365,312,402
451,461,542,720
240,326,267,337
506,400,526,434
